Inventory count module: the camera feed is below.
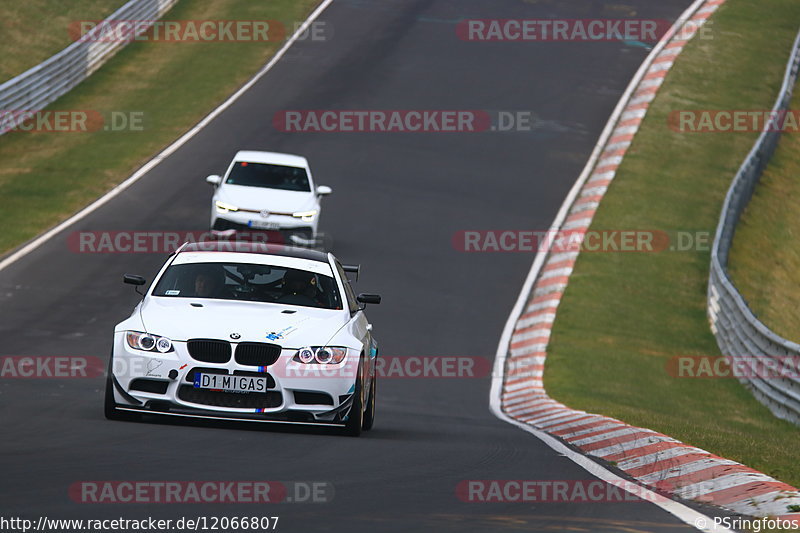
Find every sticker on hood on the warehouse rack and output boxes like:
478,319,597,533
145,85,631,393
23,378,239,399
266,326,298,341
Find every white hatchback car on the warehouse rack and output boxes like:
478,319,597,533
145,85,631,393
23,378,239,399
105,241,380,436
206,151,332,246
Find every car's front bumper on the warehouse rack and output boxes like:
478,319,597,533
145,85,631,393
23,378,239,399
110,332,358,424
211,210,317,236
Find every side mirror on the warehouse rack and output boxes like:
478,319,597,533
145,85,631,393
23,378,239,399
357,293,381,305
123,274,147,296
206,175,222,187
316,185,332,196
123,274,146,286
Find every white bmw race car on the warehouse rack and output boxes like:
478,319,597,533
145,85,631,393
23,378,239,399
105,241,380,436
205,151,332,247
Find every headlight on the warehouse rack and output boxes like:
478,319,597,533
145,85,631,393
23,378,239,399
297,347,316,364
126,331,174,353
215,201,239,213
291,210,318,222
292,346,347,364
156,337,173,353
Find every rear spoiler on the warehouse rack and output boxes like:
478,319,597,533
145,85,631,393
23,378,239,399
342,264,360,282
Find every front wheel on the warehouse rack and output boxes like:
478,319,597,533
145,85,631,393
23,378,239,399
104,356,140,422
362,374,376,431
343,361,364,437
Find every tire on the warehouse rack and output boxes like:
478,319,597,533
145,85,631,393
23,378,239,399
362,373,376,431
104,355,140,422
343,360,364,437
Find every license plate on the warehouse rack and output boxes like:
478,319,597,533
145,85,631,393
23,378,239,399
248,220,281,230
193,373,268,393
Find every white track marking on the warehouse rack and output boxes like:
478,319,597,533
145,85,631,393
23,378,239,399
489,0,734,530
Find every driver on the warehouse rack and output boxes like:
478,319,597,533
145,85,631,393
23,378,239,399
193,265,227,298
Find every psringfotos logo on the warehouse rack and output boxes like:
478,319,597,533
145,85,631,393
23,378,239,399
711,516,800,532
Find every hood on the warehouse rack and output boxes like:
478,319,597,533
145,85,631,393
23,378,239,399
219,184,316,213
139,297,346,347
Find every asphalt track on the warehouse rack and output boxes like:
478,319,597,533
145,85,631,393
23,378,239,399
0,1,708,532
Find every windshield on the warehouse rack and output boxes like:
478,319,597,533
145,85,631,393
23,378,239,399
152,262,342,309
225,162,311,192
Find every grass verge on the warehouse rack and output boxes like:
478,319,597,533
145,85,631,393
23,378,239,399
0,0,122,82
545,0,800,489
727,90,800,342
0,0,320,254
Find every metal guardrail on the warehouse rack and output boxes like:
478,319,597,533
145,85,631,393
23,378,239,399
0,0,178,134
708,28,800,426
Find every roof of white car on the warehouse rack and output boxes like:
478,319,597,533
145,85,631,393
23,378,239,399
175,242,334,277
180,241,329,262
234,150,309,168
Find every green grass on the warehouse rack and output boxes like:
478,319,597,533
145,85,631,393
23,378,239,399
727,90,800,341
0,0,320,254
544,0,800,490
0,0,123,82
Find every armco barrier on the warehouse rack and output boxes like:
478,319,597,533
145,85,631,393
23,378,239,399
707,28,800,426
0,0,178,134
